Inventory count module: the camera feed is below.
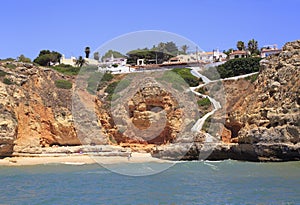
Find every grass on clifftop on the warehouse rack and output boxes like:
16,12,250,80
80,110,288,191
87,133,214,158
172,68,202,87
52,64,80,75
104,79,131,101
159,68,202,90
52,64,98,76
55,79,72,89
87,72,114,94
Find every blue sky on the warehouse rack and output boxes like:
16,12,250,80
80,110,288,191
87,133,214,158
1,0,299,60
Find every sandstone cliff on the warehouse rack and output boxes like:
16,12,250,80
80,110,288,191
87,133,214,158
0,62,79,156
0,40,299,161
207,40,300,161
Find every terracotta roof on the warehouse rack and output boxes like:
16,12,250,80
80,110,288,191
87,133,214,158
230,50,247,55
261,49,281,53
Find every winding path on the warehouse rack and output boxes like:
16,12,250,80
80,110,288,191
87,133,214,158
189,66,258,142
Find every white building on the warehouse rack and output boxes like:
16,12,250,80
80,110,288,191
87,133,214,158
229,50,248,59
99,54,130,73
166,54,197,63
60,55,77,66
60,55,100,66
164,50,227,64
198,50,227,62
85,58,100,65
102,54,127,67
260,45,281,58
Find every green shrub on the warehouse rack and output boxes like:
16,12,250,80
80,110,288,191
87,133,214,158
104,81,119,95
1,58,15,62
55,79,72,89
86,72,114,94
245,73,259,83
0,70,7,77
17,54,31,63
114,79,130,93
3,78,13,85
197,87,207,94
102,72,114,82
216,57,261,78
105,79,130,101
197,97,211,107
109,136,117,144
53,64,80,75
5,63,17,69
172,68,202,87
159,68,201,88
81,65,98,72
202,116,212,132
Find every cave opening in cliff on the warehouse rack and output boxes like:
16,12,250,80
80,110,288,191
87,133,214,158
225,122,243,138
147,105,164,113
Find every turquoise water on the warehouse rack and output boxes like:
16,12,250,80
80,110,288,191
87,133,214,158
0,160,299,205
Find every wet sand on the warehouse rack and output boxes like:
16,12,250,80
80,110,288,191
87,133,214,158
0,152,170,166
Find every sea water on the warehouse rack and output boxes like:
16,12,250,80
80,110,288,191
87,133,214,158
0,160,299,204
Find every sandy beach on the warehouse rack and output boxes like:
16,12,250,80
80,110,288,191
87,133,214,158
0,152,170,166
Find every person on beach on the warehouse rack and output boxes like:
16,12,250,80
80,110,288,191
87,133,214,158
127,152,132,161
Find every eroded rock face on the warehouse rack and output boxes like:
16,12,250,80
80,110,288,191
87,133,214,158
221,40,300,161
0,62,80,155
235,41,300,143
0,83,17,156
108,80,184,145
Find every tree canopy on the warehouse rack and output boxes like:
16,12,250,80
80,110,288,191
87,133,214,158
93,52,100,60
126,41,181,65
33,50,62,66
17,54,31,63
126,49,173,65
248,39,259,55
152,41,179,56
236,41,245,51
101,50,125,61
181,45,189,54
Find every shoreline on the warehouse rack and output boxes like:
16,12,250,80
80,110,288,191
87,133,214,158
0,152,171,166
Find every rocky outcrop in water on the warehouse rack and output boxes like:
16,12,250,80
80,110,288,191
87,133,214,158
230,40,300,161
208,40,300,161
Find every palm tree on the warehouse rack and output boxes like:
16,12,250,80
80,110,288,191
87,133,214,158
75,56,86,67
248,39,258,55
181,45,189,54
236,41,245,51
85,47,90,58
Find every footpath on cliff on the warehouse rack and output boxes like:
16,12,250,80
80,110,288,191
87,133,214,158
0,40,299,165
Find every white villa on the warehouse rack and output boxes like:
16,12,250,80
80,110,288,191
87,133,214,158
102,54,127,67
166,49,227,64
99,54,131,73
198,49,227,62
60,55,77,66
229,50,249,59
260,45,281,58
60,55,100,66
